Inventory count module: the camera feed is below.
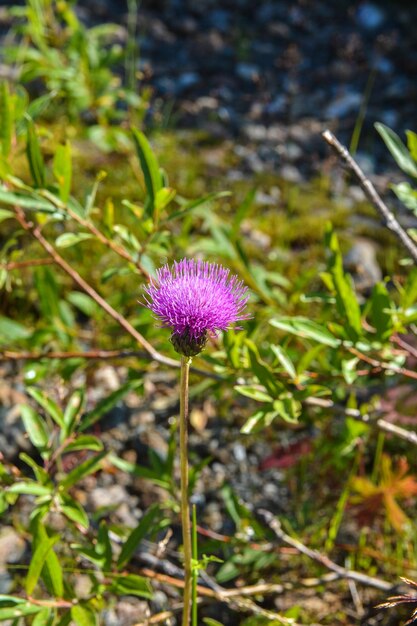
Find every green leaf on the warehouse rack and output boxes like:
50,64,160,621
63,435,103,453
369,282,394,341
203,619,225,626
270,344,296,380
108,454,171,490
81,380,143,431
19,452,50,483
0,208,14,222
240,409,277,434
406,130,417,162
53,142,72,202
342,357,359,384
110,573,153,599
392,182,417,215
63,388,85,439
59,494,89,529
0,604,42,619
234,385,273,403
270,317,341,347
0,316,31,342
55,232,93,248
32,607,53,626
67,291,101,317
26,534,60,595
117,504,160,569
19,404,49,451
325,228,362,340
27,388,65,428
375,122,417,178
96,522,112,571
0,186,55,212
154,187,176,213
71,604,97,626
132,128,162,218
26,120,46,187
8,482,52,496
0,82,13,158
60,451,107,489
30,520,63,598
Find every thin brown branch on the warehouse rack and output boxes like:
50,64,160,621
62,201,150,279
256,508,393,592
137,567,294,625
0,349,149,362
13,205,178,369
322,129,417,264
391,334,417,360
347,346,417,381
306,396,417,447
2,258,55,271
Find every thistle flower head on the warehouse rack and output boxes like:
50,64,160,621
144,258,250,356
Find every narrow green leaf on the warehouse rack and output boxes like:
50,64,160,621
26,535,60,595
270,345,297,379
80,380,143,431
0,186,55,211
234,385,273,403
110,574,153,599
27,388,65,428
375,122,417,178
0,82,12,158
63,435,103,453
26,121,46,187
63,388,85,439
60,451,107,489
53,142,72,202
59,494,89,529
0,316,31,342
203,618,225,626
31,521,63,598
132,128,162,216
108,454,171,490
19,452,50,483
325,229,362,340
369,282,394,341
55,232,93,248
0,208,14,222
0,604,42,619
19,404,49,450
71,604,97,626
392,182,417,215
406,130,417,162
117,504,160,569
270,317,341,347
8,482,52,496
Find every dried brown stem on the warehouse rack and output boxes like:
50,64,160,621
2,258,55,271
347,346,417,380
257,508,393,592
322,129,417,264
13,205,178,369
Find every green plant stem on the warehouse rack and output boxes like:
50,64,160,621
191,504,198,626
179,355,192,626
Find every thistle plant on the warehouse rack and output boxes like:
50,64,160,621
144,258,249,626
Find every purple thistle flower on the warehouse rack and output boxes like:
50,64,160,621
144,258,250,356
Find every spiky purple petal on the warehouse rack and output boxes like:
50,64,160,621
144,259,250,355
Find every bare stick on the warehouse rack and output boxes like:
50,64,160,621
306,396,417,447
13,205,178,369
257,508,393,592
322,129,417,264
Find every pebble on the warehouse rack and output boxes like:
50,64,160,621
0,527,26,564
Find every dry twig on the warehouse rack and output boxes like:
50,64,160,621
322,129,417,264
257,508,393,592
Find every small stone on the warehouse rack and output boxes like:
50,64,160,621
0,568,12,594
89,485,128,511
324,92,362,119
356,2,385,30
236,63,260,83
0,527,26,565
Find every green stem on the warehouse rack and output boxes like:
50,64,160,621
191,504,198,626
180,355,192,626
